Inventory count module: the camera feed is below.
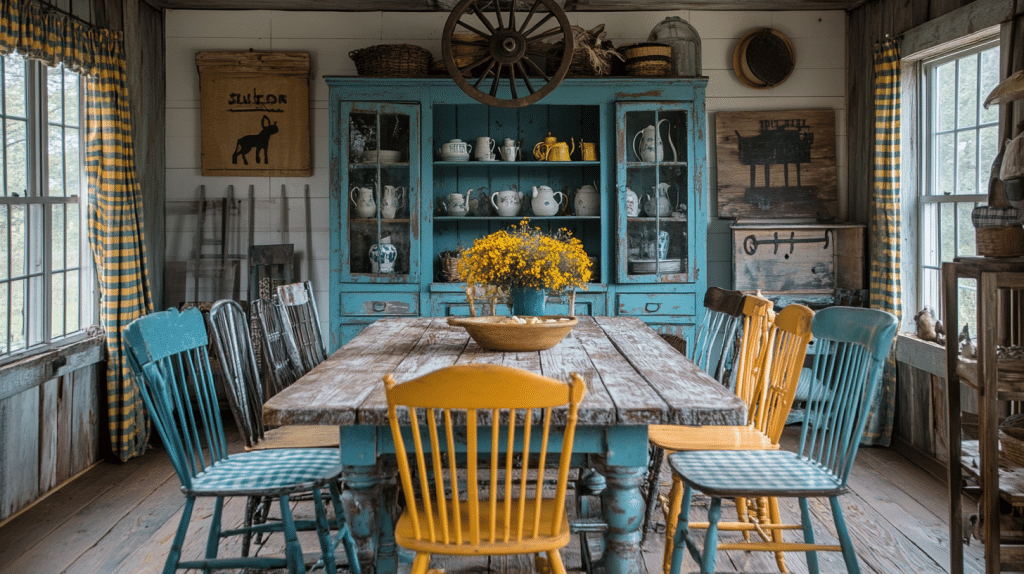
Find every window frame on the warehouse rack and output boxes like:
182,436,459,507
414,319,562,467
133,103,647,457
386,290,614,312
0,54,94,366
914,36,1001,330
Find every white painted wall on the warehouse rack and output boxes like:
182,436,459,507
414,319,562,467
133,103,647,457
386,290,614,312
164,9,846,331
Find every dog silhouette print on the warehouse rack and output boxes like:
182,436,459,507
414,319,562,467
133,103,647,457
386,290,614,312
232,115,279,165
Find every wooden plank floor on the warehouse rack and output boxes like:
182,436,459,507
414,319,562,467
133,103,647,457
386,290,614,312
0,426,988,574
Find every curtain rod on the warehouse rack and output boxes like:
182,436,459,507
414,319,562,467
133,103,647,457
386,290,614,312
34,0,95,30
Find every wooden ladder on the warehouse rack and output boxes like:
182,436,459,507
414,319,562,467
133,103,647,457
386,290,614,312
190,184,244,306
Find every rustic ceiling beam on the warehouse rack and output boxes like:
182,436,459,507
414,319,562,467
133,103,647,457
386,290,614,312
141,0,864,12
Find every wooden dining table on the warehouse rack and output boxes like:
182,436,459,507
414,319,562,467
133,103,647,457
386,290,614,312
263,315,747,574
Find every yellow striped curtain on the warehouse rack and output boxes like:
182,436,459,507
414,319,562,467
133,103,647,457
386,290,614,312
0,1,153,461
863,39,902,446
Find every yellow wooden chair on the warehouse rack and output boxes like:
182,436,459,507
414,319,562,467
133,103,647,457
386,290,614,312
383,364,586,574
651,301,814,574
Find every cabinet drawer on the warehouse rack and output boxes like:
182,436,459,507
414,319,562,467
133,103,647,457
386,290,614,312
617,293,695,317
341,292,419,316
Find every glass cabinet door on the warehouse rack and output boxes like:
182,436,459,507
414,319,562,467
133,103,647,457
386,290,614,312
616,102,694,283
341,102,420,282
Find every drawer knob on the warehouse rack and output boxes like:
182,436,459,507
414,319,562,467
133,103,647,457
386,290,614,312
645,302,662,313
372,301,387,313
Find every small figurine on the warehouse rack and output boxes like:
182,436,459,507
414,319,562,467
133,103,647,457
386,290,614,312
914,306,946,345
959,325,976,359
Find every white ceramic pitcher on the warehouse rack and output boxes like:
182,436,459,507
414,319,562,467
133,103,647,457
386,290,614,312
632,119,677,163
380,185,405,219
490,189,524,217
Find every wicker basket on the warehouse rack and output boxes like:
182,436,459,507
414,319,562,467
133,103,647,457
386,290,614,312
1001,427,1024,466
439,251,462,282
619,43,672,76
349,44,432,77
975,225,1024,258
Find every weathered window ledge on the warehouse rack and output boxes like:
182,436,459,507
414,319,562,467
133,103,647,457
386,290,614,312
0,334,106,401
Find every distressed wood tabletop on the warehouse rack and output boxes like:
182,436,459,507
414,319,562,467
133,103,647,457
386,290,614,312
263,316,746,429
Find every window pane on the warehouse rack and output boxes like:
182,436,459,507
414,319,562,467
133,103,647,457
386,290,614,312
10,203,24,277
979,125,998,193
956,130,978,195
921,202,939,266
921,268,939,314
66,202,79,269
6,118,27,196
65,268,78,333
939,202,955,262
4,55,25,118
957,54,978,129
52,203,64,269
0,282,6,354
50,270,63,338
0,204,6,280
65,128,79,194
935,61,956,131
63,69,78,127
957,201,976,257
9,277,24,352
980,48,1000,124
935,133,955,195
958,277,977,336
47,66,61,124
49,126,65,197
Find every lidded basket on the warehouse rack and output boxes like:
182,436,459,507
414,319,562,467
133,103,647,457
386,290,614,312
648,16,701,77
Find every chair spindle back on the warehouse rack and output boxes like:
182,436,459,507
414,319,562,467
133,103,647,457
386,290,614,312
277,281,327,373
208,299,267,449
731,294,775,411
797,306,898,484
748,303,814,442
122,307,230,489
251,296,304,396
384,365,586,548
690,287,747,385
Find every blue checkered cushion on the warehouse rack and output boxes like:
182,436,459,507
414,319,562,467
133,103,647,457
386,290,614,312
667,449,845,498
188,448,343,495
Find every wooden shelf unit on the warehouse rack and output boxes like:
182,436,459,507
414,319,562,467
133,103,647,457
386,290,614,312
945,257,1024,574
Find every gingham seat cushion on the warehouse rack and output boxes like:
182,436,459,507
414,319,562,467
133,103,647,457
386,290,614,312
187,448,343,495
667,449,845,498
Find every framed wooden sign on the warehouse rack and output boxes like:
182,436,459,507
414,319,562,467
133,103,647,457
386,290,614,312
196,52,311,176
715,109,837,219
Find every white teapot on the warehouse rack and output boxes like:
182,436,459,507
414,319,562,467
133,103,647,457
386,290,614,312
644,182,673,217
632,119,677,163
438,139,472,161
574,182,600,216
490,189,524,217
531,185,566,216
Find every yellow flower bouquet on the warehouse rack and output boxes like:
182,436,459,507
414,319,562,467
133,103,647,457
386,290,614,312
458,220,591,316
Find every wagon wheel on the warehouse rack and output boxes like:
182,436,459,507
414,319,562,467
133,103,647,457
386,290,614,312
442,0,574,108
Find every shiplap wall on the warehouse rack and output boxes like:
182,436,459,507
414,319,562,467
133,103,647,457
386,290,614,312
164,8,847,332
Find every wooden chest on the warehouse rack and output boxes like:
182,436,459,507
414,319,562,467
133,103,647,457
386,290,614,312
732,222,865,294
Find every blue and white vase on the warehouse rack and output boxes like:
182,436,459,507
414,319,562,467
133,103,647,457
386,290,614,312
369,236,398,273
657,230,670,260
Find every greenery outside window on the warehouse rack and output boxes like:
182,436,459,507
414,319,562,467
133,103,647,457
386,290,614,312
918,38,1000,334
0,53,91,361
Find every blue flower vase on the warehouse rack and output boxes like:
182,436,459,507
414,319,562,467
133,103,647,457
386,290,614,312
510,287,546,316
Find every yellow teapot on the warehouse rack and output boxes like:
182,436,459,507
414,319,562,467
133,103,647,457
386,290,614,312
533,133,574,161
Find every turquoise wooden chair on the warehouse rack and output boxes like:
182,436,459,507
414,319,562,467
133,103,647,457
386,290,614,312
122,306,360,574
666,306,898,574
643,287,747,542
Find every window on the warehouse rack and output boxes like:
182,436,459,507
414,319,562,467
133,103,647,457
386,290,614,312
0,53,90,360
918,38,1000,332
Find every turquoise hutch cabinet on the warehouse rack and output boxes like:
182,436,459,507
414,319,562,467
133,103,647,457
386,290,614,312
327,77,708,352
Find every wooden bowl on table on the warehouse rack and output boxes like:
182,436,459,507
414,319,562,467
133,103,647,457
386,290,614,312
447,315,578,351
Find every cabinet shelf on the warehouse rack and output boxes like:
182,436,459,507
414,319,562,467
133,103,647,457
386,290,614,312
350,163,408,168
350,218,411,223
625,161,688,168
435,215,601,221
434,161,600,167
